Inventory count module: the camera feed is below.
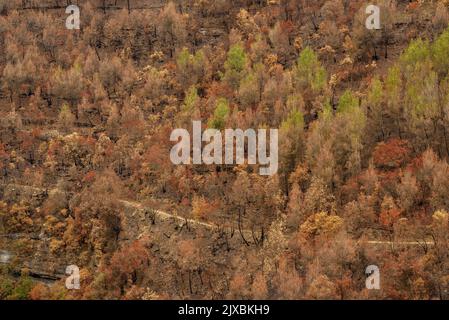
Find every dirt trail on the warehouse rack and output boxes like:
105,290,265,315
119,199,435,247
119,199,217,229
1,183,436,247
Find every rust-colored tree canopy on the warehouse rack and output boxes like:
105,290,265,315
0,0,449,301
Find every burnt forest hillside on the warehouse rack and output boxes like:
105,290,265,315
1,0,449,300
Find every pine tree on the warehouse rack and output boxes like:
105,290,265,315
222,43,248,90
293,47,327,93
208,98,230,130
432,27,449,78
279,108,304,194
176,47,208,89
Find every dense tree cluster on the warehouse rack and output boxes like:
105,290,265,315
1,0,449,300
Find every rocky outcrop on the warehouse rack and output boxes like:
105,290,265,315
0,249,12,264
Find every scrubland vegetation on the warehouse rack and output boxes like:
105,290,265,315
0,0,449,299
